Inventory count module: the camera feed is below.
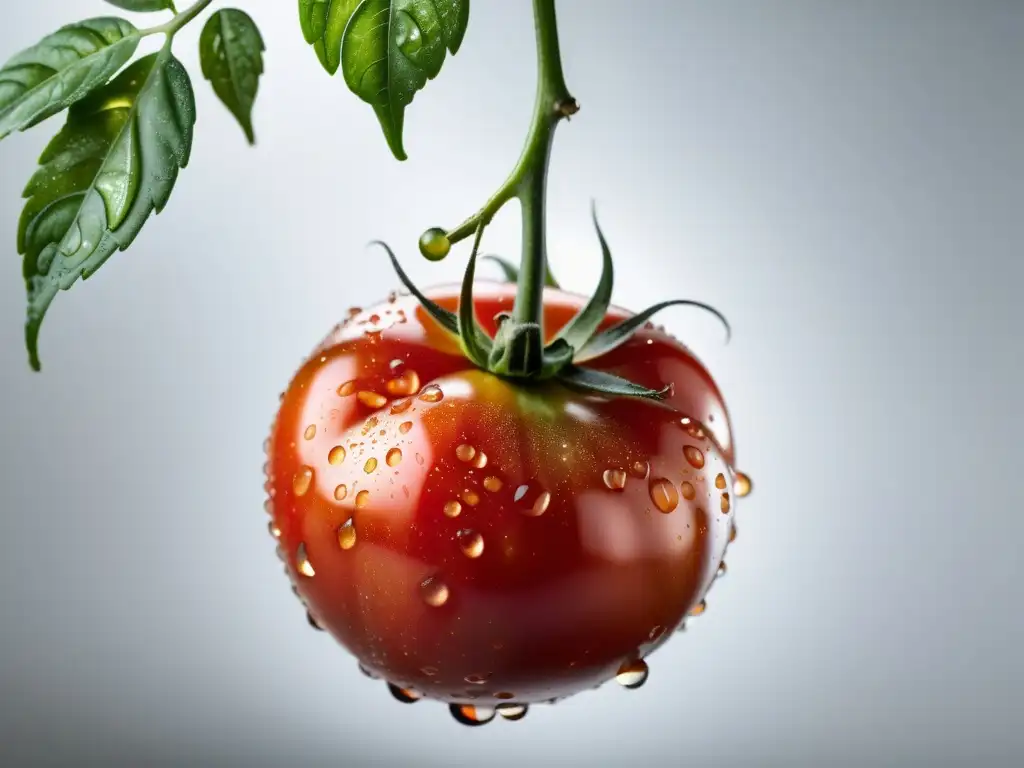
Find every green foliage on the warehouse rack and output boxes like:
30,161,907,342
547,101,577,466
200,9,265,143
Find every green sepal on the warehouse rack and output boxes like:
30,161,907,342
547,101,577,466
557,365,669,401
373,240,458,335
575,299,731,362
488,321,544,378
457,226,494,367
552,203,613,351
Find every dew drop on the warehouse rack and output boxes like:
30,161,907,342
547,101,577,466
464,672,491,685
268,521,281,539
513,484,529,502
630,460,650,479
418,385,443,403
334,483,348,501
355,490,370,508
483,475,503,492
361,416,379,436
386,370,421,397
368,313,381,325
337,380,356,397
364,457,378,474
263,498,273,515
450,704,495,726
720,492,731,514
457,529,484,558
307,611,323,631
493,691,515,701
420,575,449,607
734,471,753,497
525,490,550,517
497,703,528,720
386,447,403,467
649,478,679,513
327,446,346,466
730,523,738,543
337,519,357,550
683,445,705,469
389,358,404,370
461,489,480,507
689,599,707,617
293,466,314,497
455,444,477,462
680,481,696,501
399,421,413,434
444,500,462,518
303,424,317,440
296,542,315,577
415,453,425,466
388,683,422,704
715,473,727,490
419,227,451,261
358,663,379,678
616,659,649,689
390,398,413,415
358,391,387,409
717,561,728,578
420,666,438,677
603,468,627,490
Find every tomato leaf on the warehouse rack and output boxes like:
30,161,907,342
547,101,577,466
374,240,459,335
481,254,561,289
552,203,614,352
558,366,669,401
0,18,141,142
297,0,360,75
456,224,493,366
200,9,265,144
575,300,732,363
341,0,470,160
104,1,177,11
19,51,196,371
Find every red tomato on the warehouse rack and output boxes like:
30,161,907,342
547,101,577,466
265,282,739,716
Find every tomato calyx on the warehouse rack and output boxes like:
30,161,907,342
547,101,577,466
378,205,730,400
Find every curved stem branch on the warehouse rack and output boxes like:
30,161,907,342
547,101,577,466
446,0,574,329
141,0,216,38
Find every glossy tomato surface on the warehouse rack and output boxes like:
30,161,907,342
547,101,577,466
265,282,738,707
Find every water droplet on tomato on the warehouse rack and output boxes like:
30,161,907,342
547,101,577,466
386,371,421,397
389,358,404,370
444,500,462,518
418,385,443,403
361,416,379,436
683,446,705,469
337,519,357,550
296,542,315,577
263,498,273,515
386,447,402,467
717,561,728,578
355,490,370,508
420,666,438,677
734,472,753,497
334,483,348,501
293,466,313,496
420,575,449,607
461,489,481,507
483,475,502,492
364,457,378,474
730,523,738,542
472,451,489,469
419,227,451,261
328,445,346,465
450,704,495,726
493,691,515,700
456,444,476,462
513,484,528,502
388,684,422,703
630,460,649,479
689,599,707,616
268,521,281,539
715,473,727,490
337,380,356,397
390,398,412,415
680,481,696,501
399,421,413,434
457,529,484,558
720,492,731,513
358,391,387,409
649,478,679,513
603,468,627,490
497,703,528,720
306,611,323,631
358,663,378,678
303,424,316,440
615,660,649,689
464,672,491,685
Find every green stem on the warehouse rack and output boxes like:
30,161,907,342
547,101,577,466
446,0,575,328
141,0,215,38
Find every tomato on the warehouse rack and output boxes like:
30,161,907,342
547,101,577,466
264,281,741,719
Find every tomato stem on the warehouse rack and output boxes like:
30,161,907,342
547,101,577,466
140,0,215,38
443,0,575,333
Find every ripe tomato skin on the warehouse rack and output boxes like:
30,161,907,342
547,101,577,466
266,283,737,705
